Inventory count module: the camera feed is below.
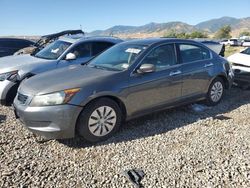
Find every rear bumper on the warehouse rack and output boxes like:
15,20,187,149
13,101,83,139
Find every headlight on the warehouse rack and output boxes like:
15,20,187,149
227,62,234,77
0,70,18,81
30,88,80,107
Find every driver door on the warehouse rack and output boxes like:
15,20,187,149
127,43,183,116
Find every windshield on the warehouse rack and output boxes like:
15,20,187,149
241,48,250,55
88,43,148,71
35,40,71,60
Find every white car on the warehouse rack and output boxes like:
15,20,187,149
220,39,239,46
242,40,250,47
228,47,250,73
228,47,250,87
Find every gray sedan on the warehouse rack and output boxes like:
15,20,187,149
14,38,234,142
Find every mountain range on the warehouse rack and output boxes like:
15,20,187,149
88,17,250,38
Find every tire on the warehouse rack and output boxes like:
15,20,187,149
76,98,122,142
205,77,225,106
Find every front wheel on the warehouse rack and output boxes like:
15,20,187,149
76,98,122,142
205,77,225,106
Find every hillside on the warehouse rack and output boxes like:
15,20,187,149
88,17,250,38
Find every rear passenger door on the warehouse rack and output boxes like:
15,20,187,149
178,43,213,98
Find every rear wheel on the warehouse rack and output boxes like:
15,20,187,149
206,77,225,106
76,98,122,142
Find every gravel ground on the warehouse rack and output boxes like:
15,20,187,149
0,87,250,188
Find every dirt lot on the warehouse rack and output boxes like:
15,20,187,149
0,86,250,188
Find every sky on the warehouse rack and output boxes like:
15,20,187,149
0,0,250,36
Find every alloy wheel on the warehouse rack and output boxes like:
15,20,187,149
210,81,223,102
88,106,117,137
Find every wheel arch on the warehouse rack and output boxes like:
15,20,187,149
217,75,229,89
207,74,229,92
79,95,127,121
5,73,36,106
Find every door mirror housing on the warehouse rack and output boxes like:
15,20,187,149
65,53,76,60
137,64,156,74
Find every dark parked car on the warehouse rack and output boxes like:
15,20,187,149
0,38,34,57
14,38,234,142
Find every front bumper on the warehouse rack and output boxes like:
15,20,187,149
13,100,83,139
233,72,250,86
232,66,250,86
0,80,16,105
232,65,250,74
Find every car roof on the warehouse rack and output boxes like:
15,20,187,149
121,38,204,46
59,36,123,44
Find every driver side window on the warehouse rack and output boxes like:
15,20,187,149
141,44,177,72
69,43,91,58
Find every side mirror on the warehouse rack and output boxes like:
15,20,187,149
65,53,76,60
137,64,156,74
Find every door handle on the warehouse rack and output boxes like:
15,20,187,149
169,70,182,76
204,63,214,68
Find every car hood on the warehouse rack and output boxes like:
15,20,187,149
228,53,250,66
0,54,53,74
19,65,118,95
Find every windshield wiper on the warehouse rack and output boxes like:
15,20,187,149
89,65,119,71
89,65,106,70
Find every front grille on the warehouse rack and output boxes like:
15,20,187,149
17,93,28,104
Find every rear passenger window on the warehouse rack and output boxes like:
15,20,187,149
92,42,114,56
179,44,210,63
141,44,177,71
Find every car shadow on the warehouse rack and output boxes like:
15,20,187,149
58,87,250,148
0,114,6,124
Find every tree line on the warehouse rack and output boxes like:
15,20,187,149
164,26,250,39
